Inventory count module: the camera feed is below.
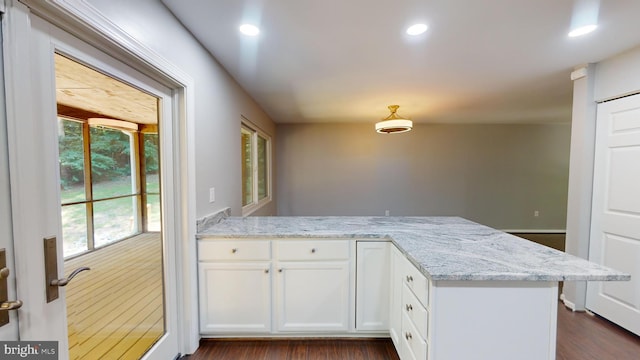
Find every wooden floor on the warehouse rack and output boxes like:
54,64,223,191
188,339,399,360
188,304,640,360
65,232,164,360
556,304,640,360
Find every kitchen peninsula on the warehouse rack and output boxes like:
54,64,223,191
197,216,629,360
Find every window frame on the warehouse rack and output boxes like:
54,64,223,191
241,120,272,216
58,116,160,258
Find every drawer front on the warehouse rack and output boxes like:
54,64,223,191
198,240,271,261
402,312,428,360
276,240,350,261
403,258,429,308
402,283,429,340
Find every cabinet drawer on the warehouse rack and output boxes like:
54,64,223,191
198,240,271,261
276,240,349,261
403,258,429,308
402,283,429,340
402,312,428,360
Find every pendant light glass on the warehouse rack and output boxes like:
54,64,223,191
375,105,412,134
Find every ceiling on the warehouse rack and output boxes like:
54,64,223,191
55,53,158,125
161,0,640,125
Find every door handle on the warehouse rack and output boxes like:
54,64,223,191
0,248,23,327
50,267,90,287
0,300,22,311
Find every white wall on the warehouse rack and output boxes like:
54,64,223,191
85,0,277,218
564,44,640,310
277,122,571,230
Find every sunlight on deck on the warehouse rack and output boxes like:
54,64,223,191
65,232,164,360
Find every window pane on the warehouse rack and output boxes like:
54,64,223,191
61,203,88,257
58,118,86,204
146,194,161,231
90,126,134,199
93,196,138,247
241,129,253,206
257,135,268,200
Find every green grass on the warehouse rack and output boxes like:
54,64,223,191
62,175,161,257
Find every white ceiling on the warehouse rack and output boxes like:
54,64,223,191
161,0,640,124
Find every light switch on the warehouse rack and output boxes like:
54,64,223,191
209,187,215,203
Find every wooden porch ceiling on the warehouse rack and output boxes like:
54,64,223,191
54,53,158,125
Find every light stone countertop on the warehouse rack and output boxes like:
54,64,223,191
197,216,630,282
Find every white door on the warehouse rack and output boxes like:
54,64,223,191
0,10,20,340
3,4,180,358
587,93,640,336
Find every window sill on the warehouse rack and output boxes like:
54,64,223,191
242,197,272,217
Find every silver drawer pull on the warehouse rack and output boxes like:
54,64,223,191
405,332,412,340
231,248,238,253
311,248,316,253
405,304,413,312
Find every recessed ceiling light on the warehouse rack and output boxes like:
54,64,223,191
406,23,428,36
239,24,260,36
568,24,597,37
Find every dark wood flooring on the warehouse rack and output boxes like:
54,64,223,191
187,338,399,360
188,303,640,360
556,305,640,360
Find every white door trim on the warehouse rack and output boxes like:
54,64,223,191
8,0,198,354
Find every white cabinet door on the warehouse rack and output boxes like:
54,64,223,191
356,241,390,331
276,261,350,332
199,262,272,333
389,245,403,352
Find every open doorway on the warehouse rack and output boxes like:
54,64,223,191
55,53,164,359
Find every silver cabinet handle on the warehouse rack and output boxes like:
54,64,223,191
231,248,238,253
265,269,269,274
50,267,90,287
406,275,413,282
405,304,413,312
405,332,412,340
311,248,316,253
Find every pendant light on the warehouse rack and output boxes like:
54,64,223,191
375,105,412,134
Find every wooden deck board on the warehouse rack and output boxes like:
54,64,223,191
65,232,164,360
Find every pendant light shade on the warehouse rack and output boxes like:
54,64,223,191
375,105,412,134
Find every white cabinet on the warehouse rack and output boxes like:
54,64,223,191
355,241,390,331
199,262,272,333
392,244,430,360
389,245,404,351
198,240,272,334
275,240,351,332
276,261,350,332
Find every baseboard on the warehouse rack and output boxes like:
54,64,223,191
560,293,577,312
503,229,567,234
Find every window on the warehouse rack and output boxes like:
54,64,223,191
241,121,271,214
58,117,161,258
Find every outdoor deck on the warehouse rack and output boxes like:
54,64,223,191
65,232,164,360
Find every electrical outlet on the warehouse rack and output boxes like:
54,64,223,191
385,210,390,216
209,187,215,203
534,210,539,217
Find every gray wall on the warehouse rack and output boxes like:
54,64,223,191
86,0,277,218
277,122,570,230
